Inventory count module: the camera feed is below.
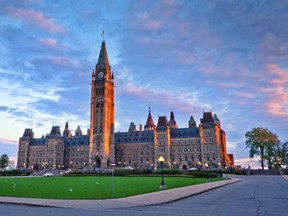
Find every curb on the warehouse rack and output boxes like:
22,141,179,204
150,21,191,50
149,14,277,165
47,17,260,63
281,175,288,181
117,178,242,208
146,178,242,206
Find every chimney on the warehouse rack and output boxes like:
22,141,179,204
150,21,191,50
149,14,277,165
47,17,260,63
139,124,143,132
133,124,136,132
87,129,90,137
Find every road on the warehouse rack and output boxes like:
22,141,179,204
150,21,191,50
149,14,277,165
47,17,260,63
1,175,288,216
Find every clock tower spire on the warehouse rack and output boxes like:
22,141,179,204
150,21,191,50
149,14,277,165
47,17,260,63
89,40,115,169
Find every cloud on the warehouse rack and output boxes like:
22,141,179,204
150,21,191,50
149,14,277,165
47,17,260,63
0,138,18,146
1,0,288,164
49,56,81,68
234,157,262,169
0,106,9,112
226,141,238,151
232,91,255,100
39,38,57,47
119,82,210,116
5,6,65,33
263,64,288,117
0,138,18,160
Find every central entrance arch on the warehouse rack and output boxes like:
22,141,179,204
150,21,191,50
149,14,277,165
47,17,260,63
182,164,187,170
96,158,101,168
92,156,101,170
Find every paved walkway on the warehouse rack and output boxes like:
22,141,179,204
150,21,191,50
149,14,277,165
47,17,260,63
0,178,241,210
282,174,288,180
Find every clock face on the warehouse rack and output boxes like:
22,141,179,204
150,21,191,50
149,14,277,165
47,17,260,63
98,72,104,78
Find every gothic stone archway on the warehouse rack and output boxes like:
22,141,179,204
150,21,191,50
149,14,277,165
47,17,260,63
92,156,101,170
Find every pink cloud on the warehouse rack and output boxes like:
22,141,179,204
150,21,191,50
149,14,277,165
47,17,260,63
121,83,206,114
266,64,288,86
264,64,288,117
260,33,288,56
233,91,255,99
6,7,65,33
49,56,80,68
39,38,57,46
134,10,163,31
0,137,18,146
265,87,288,117
39,38,69,50
138,20,162,31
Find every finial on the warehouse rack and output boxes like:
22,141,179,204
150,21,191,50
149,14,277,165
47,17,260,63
101,30,105,41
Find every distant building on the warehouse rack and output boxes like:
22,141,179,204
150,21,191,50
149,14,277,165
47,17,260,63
227,154,235,168
17,41,234,170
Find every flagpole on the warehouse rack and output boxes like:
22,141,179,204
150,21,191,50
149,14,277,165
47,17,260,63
101,31,105,41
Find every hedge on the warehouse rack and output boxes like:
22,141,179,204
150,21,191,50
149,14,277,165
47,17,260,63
0,170,32,176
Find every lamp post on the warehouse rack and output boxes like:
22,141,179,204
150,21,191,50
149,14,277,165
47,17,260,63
205,163,209,182
110,163,115,199
158,156,166,190
217,162,223,177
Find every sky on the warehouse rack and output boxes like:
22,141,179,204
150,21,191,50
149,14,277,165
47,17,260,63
0,0,287,168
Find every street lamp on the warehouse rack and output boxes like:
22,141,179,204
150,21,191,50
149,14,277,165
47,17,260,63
205,163,209,182
110,163,116,199
158,156,166,190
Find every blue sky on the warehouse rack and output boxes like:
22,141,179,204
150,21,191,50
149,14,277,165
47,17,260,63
0,0,288,168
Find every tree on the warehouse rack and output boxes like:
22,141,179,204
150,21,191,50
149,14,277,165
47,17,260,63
277,141,288,167
0,154,9,169
245,127,279,170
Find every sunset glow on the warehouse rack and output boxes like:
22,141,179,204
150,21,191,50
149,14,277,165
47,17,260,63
0,0,287,168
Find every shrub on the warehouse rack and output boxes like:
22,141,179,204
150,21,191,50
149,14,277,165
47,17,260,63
222,169,248,175
114,169,153,176
0,170,32,176
187,170,219,178
153,169,182,175
62,169,153,177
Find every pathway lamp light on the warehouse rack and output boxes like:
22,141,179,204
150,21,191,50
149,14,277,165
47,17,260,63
158,156,166,190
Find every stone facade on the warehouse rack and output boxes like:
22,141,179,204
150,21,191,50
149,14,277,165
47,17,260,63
17,41,234,171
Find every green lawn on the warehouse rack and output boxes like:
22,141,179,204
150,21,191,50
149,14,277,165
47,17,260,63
0,176,222,199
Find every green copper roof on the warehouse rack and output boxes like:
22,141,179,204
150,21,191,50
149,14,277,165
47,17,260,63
189,116,196,123
214,114,219,122
97,41,110,68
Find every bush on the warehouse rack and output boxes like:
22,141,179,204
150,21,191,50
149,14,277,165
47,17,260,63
153,169,182,175
222,169,248,175
62,169,153,177
0,170,32,176
62,172,111,177
187,170,219,178
114,169,153,176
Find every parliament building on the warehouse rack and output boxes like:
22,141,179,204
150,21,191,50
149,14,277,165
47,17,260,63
17,41,234,171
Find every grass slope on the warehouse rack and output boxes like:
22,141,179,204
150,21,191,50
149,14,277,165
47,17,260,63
0,176,222,199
